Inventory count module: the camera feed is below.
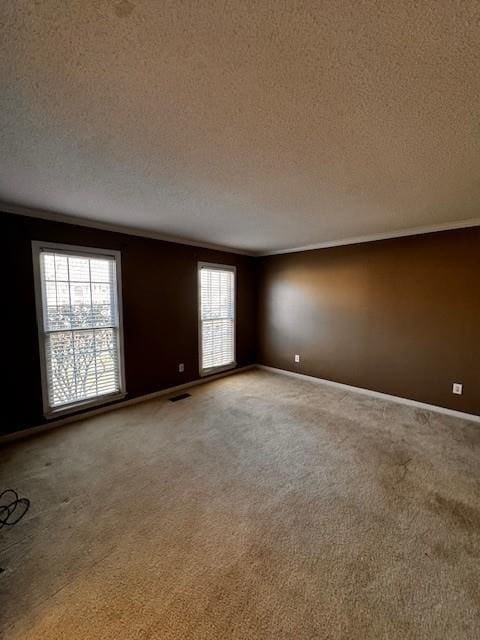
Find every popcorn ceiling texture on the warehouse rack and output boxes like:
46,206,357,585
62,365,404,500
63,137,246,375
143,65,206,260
1,1,480,252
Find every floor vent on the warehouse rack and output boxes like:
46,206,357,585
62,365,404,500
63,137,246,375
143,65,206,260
169,393,191,403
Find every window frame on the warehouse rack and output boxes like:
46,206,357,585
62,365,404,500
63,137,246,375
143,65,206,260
32,241,126,418
198,261,236,377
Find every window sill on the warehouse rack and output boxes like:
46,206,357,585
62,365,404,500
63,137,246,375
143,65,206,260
199,363,236,378
44,392,127,420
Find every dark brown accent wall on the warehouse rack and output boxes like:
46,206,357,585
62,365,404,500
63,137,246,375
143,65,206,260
4,213,479,436
3,213,257,435
257,228,480,417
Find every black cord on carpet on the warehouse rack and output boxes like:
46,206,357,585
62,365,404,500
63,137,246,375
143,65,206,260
0,489,30,530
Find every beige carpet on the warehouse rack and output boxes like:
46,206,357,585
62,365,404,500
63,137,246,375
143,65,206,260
1,369,479,639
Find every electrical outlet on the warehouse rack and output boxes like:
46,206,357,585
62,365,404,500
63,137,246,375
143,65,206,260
294,354,300,363
452,383,462,395
179,363,184,373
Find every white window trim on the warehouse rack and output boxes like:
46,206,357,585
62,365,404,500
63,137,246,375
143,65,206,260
198,261,236,377
32,241,127,418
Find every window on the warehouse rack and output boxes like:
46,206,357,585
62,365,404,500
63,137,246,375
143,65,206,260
198,263,236,375
33,242,125,416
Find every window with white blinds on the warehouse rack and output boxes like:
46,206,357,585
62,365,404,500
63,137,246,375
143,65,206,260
199,263,236,375
33,243,125,415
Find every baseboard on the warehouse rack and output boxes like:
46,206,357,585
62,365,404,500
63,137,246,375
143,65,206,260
0,365,255,445
256,365,480,424
4,362,477,445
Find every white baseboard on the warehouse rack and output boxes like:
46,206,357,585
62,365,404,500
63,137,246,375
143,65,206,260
3,363,477,444
257,365,480,424
0,365,255,444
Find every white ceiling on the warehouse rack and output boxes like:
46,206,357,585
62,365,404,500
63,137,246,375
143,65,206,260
1,1,480,254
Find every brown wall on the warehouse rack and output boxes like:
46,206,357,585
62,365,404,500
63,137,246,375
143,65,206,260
257,228,480,417
3,213,257,435
4,213,479,436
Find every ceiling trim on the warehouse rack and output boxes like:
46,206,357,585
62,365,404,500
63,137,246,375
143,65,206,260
258,218,480,256
0,201,255,256
3,202,479,258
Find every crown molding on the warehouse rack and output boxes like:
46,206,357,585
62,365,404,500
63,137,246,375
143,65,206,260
3,201,479,258
0,201,255,256
258,218,480,256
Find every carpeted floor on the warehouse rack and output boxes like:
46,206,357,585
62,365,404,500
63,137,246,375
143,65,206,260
1,369,479,639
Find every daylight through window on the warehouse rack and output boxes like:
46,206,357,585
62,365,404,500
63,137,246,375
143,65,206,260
199,263,235,374
34,244,124,414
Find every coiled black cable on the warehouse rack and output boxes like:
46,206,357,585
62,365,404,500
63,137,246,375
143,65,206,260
0,489,30,530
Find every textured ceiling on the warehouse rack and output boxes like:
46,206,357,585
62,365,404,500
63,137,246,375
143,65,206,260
1,1,480,253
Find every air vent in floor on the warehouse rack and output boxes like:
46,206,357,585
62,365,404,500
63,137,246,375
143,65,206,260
169,393,191,403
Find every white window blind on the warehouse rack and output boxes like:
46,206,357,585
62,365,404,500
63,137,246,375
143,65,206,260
34,244,124,414
199,264,235,374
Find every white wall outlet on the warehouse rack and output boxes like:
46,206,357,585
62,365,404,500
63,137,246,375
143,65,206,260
294,354,300,363
452,383,463,395
179,363,185,373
